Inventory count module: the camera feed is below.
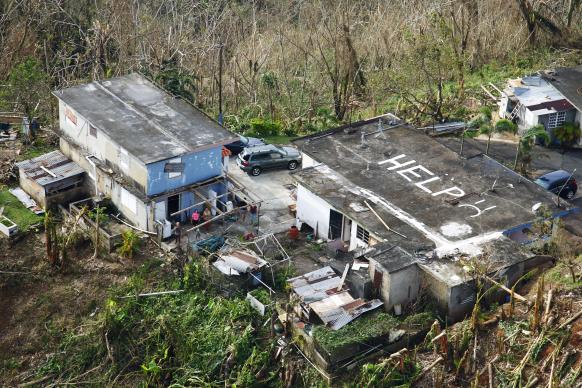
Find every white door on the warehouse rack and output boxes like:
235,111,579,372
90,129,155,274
154,200,166,222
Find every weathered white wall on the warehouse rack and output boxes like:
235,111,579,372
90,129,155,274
61,138,150,230
296,184,330,239
368,260,421,311
388,265,421,310
58,100,148,190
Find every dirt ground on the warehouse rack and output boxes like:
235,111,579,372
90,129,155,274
0,231,168,384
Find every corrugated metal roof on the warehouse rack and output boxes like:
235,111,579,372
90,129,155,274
15,150,84,187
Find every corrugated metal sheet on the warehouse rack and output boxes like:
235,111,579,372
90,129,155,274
215,249,267,275
309,291,354,324
329,299,384,330
287,266,336,288
15,150,84,187
292,277,342,303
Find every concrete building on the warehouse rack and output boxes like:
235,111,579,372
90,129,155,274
52,73,239,234
291,114,577,321
498,66,582,146
15,150,85,209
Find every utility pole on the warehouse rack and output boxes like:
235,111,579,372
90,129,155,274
218,43,224,126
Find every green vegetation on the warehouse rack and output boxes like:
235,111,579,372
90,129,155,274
313,313,399,354
0,187,43,231
32,265,278,386
117,230,141,259
553,122,581,147
357,356,419,387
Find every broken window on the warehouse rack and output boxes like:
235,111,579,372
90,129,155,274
167,157,182,178
356,225,370,244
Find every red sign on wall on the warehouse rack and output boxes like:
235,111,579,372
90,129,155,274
64,106,77,126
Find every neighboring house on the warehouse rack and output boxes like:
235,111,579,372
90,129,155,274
291,114,577,321
498,66,582,146
53,73,238,233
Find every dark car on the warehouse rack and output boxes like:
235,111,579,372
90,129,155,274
535,170,578,199
237,144,302,176
224,135,265,154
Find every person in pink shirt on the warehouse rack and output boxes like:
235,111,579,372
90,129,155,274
191,209,200,226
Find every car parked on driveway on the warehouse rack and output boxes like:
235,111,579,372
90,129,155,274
535,170,578,199
237,144,302,176
224,135,265,155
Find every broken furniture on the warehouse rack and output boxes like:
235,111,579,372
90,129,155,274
15,150,85,209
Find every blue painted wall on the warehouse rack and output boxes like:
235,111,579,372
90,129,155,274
146,147,222,196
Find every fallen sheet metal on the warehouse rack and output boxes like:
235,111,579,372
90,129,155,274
309,291,355,325
329,299,384,330
8,187,44,215
212,260,240,276
214,248,267,276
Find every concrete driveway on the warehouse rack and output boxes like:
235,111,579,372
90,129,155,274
227,157,297,234
437,136,582,205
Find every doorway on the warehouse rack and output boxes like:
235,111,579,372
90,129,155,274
329,209,343,240
167,194,180,222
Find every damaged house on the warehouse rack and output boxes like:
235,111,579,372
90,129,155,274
52,73,246,236
498,65,582,146
292,114,577,321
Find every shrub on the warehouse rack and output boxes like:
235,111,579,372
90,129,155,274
117,230,141,259
553,122,581,146
246,118,282,137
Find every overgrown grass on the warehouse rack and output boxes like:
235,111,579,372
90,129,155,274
313,312,400,354
17,139,57,161
546,261,582,290
0,186,43,231
31,263,278,386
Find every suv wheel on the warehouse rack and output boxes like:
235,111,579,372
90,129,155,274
564,189,575,199
288,161,298,170
251,166,262,176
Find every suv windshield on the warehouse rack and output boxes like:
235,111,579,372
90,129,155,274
535,177,551,189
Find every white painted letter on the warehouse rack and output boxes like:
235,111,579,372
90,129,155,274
415,176,441,193
432,186,465,198
378,154,416,170
397,165,434,182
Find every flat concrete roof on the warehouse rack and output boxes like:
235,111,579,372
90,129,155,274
15,150,84,187
543,66,582,112
365,243,417,273
420,237,534,286
293,116,575,256
53,73,237,164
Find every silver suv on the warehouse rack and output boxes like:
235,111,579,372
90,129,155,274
237,144,302,176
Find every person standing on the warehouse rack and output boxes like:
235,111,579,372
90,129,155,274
173,221,182,248
191,209,200,226
249,203,258,225
202,207,212,230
